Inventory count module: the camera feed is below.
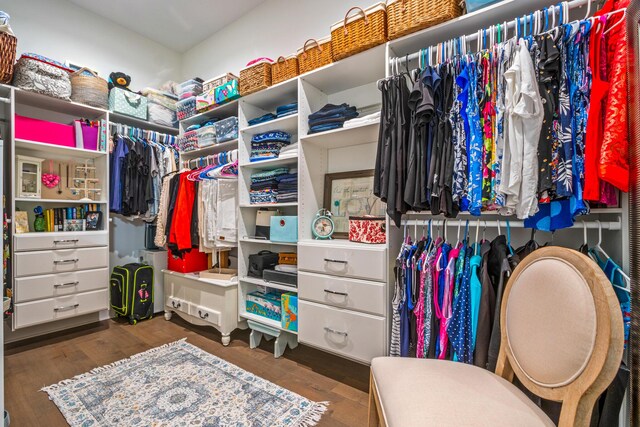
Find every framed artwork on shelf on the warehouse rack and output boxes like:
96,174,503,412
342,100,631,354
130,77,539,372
323,170,385,239
85,211,103,231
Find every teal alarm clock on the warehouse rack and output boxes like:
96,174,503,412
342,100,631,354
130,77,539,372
312,209,334,240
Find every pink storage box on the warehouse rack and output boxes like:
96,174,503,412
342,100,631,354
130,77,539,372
15,115,75,147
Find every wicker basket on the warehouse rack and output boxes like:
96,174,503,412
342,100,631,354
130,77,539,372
297,37,333,75
239,59,272,96
272,55,299,85
330,3,387,62
387,0,462,40
70,68,108,109
0,32,16,84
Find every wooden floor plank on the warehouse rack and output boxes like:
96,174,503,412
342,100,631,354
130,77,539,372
4,316,370,427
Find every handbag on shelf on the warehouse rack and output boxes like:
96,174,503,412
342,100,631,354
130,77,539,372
248,250,280,278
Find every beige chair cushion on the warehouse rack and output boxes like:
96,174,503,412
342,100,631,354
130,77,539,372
371,357,554,427
505,257,596,387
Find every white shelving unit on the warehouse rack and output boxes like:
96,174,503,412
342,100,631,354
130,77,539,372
236,79,300,356
6,85,111,339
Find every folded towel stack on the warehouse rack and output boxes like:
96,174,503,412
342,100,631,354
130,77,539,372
308,103,359,134
250,130,292,162
343,111,381,129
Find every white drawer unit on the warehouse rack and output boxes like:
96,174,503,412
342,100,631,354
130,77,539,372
298,242,387,282
14,247,109,277
14,268,109,303
298,300,386,364
298,271,386,316
163,271,239,346
13,231,108,252
189,304,221,326
13,289,109,329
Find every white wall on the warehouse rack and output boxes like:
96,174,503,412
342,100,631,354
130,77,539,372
2,0,182,89
181,0,380,80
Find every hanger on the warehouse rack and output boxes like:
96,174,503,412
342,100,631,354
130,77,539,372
582,0,591,20
603,8,626,35
582,221,588,246
497,220,501,236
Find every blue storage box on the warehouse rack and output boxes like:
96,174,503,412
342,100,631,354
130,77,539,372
465,0,501,12
281,293,298,332
246,291,282,322
214,79,241,105
270,216,298,242
214,116,238,142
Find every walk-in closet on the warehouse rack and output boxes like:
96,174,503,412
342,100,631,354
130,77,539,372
0,0,637,426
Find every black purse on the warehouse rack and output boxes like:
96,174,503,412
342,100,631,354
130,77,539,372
248,250,279,278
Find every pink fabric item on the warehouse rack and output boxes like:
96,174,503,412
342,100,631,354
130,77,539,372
15,115,75,147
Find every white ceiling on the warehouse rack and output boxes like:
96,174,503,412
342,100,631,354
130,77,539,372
67,0,267,52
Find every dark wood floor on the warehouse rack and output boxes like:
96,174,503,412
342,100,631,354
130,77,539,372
4,316,371,427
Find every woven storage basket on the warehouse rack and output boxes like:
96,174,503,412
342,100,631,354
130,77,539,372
272,55,299,85
387,0,462,40
70,68,108,109
330,3,387,62
0,32,16,84
239,59,272,96
297,37,333,75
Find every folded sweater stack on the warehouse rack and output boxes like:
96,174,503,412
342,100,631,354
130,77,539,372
308,103,358,134
250,168,292,205
250,131,292,162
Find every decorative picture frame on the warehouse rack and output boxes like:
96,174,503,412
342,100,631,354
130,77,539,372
323,170,385,239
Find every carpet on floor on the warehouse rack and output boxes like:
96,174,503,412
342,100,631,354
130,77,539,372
42,338,328,426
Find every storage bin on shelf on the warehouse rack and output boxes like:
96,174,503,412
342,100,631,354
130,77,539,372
178,130,198,152
178,78,203,99
196,124,217,148
281,293,298,332
70,67,108,109
464,0,502,12
387,0,463,40
330,3,387,61
272,55,299,85
15,115,75,147
109,88,148,120
246,291,282,322
297,37,333,74
214,117,238,143
0,28,16,84
239,59,272,96
12,53,73,100
177,96,197,121
203,72,238,93
196,79,240,113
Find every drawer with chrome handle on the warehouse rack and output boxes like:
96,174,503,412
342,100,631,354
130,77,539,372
298,271,386,316
299,300,385,364
14,268,109,303
14,231,108,252
299,242,387,282
14,247,109,277
13,288,108,329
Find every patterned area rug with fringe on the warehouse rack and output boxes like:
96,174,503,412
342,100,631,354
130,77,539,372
42,339,327,427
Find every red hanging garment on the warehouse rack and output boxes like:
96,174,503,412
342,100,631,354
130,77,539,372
597,0,630,192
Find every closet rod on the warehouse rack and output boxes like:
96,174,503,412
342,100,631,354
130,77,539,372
391,0,592,65
400,218,622,231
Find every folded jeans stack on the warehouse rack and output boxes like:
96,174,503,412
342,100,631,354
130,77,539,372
276,171,298,203
308,103,358,134
248,113,276,126
250,130,292,162
250,167,290,204
276,102,298,118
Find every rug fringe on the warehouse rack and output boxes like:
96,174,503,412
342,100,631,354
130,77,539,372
41,338,188,393
296,401,329,427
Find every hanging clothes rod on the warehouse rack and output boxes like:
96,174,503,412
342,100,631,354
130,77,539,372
401,218,622,231
391,0,593,65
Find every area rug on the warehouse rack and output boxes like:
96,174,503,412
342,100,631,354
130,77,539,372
42,339,328,426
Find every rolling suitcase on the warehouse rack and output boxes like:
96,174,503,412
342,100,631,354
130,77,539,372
110,263,154,324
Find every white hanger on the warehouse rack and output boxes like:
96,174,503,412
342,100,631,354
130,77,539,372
603,8,626,36
582,0,592,20
497,220,501,236
582,220,588,246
